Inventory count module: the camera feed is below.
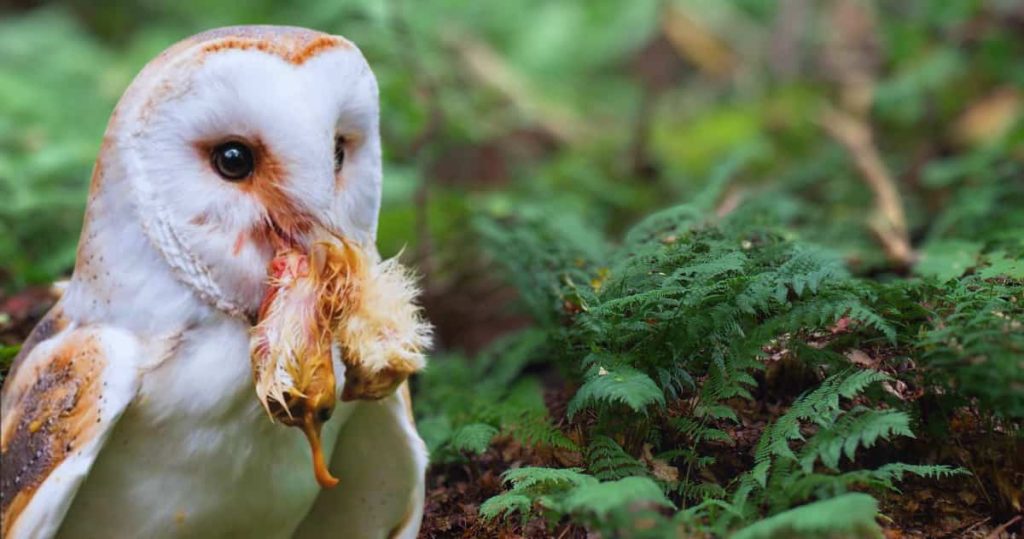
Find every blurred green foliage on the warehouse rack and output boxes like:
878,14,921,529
0,0,657,286
1,0,1022,289
2,0,1023,535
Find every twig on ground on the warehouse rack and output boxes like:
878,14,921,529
714,186,746,218
444,30,586,144
820,106,916,267
960,516,991,536
661,4,737,79
984,515,1021,539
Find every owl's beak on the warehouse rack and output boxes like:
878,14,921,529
265,217,309,253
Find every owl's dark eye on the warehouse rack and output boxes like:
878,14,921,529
334,135,346,173
211,141,254,181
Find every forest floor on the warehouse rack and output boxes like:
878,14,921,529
418,384,1020,538
1,287,1020,539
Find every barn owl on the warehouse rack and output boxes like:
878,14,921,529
0,26,431,539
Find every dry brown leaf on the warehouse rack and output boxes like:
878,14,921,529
846,348,879,368
641,443,679,483
959,490,978,505
661,5,737,79
953,87,1022,146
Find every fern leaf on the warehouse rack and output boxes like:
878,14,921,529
587,436,648,480
798,409,914,472
677,480,728,502
501,467,591,493
835,370,891,401
479,493,532,522
869,463,968,484
450,423,498,455
561,476,674,517
567,365,665,418
731,493,882,539
509,412,579,451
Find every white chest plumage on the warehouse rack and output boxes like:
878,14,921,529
3,277,425,539
56,319,356,539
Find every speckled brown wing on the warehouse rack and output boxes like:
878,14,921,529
0,326,141,539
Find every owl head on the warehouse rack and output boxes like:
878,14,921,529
85,26,382,319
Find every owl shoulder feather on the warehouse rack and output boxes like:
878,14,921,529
0,321,143,539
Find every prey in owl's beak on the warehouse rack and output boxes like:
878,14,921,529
249,238,351,488
249,228,432,489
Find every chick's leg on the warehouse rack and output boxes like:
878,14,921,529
291,383,426,539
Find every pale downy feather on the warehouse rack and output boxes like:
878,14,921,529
249,253,322,417
250,236,431,414
339,251,433,376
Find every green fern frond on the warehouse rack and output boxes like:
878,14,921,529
508,412,579,451
672,417,734,444
755,371,893,471
731,493,882,539
567,365,665,418
834,370,891,402
560,476,674,518
501,467,591,493
798,409,914,472
623,204,704,247
586,436,648,480
863,463,967,487
775,245,850,297
782,464,966,502
479,493,533,522
677,480,728,502
450,423,498,455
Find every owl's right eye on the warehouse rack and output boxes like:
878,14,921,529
211,141,255,181
333,135,346,173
